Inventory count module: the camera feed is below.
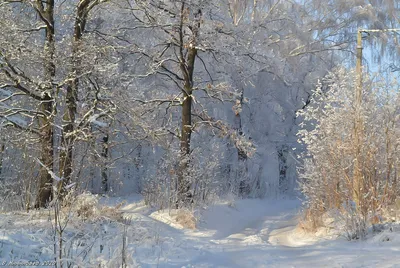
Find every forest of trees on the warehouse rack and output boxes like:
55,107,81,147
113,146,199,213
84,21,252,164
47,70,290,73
0,0,399,233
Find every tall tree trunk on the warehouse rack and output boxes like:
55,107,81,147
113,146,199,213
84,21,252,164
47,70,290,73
177,86,193,206
35,0,56,208
59,80,77,195
180,86,193,156
59,1,89,195
101,134,109,193
278,144,289,193
176,2,200,207
234,90,250,196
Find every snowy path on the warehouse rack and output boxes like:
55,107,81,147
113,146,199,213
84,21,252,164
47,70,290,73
120,199,400,267
2,198,400,267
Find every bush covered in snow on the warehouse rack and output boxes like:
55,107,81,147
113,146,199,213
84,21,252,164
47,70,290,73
63,191,123,222
298,68,400,238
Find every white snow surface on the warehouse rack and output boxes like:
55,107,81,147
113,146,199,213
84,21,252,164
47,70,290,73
1,196,400,267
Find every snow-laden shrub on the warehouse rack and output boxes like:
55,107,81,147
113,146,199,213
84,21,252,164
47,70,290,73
63,191,123,221
342,201,367,240
297,68,399,238
74,192,100,219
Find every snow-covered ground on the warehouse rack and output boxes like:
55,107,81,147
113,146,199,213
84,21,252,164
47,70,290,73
1,196,400,267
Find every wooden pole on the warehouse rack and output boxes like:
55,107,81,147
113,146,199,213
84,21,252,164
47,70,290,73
356,29,363,94
353,29,363,211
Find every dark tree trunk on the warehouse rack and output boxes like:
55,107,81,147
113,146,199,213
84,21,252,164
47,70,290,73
36,98,54,207
101,134,109,193
59,1,89,195
278,145,289,193
234,90,250,197
177,87,193,207
180,90,192,156
59,79,76,195
176,3,201,207
35,0,56,208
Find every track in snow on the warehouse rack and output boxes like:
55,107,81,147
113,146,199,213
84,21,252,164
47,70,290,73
123,198,400,267
2,197,400,267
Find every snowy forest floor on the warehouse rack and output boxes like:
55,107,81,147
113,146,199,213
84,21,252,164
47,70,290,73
1,196,400,267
